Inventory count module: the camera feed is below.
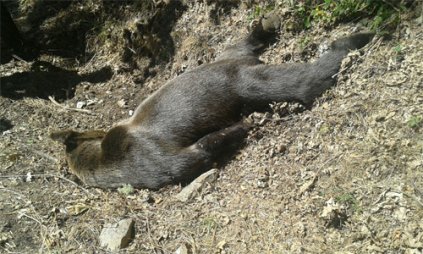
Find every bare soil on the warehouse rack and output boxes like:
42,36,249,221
1,1,422,253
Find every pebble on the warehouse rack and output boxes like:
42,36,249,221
99,218,135,251
175,169,218,202
76,101,86,109
175,243,191,254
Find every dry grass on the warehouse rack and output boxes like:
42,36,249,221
1,1,422,253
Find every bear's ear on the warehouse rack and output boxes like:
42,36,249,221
50,130,106,153
50,130,77,144
50,130,80,152
50,130,107,143
101,126,131,160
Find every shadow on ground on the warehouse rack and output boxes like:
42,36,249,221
0,61,113,101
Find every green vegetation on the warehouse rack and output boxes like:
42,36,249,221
407,115,422,129
247,3,275,22
319,123,331,134
18,0,37,13
335,192,362,214
393,44,402,53
118,184,135,195
293,0,411,32
300,35,311,49
96,19,120,45
201,217,220,234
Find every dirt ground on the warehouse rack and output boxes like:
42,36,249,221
1,1,422,253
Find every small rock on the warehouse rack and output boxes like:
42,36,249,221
86,99,96,106
321,198,340,218
129,110,134,116
175,243,191,254
256,180,268,188
321,198,348,229
298,174,318,195
0,231,13,245
117,99,127,108
25,172,32,182
259,112,272,125
216,240,227,249
257,168,269,188
2,130,12,135
276,144,287,154
76,101,86,109
99,218,135,251
175,169,218,202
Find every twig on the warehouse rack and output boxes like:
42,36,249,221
84,52,97,69
3,164,13,170
54,175,92,195
12,54,28,63
48,96,96,115
372,188,391,205
0,174,41,178
19,212,43,226
145,216,159,254
380,0,400,12
403,192,423,209
127,46,136,54
19,143,59,163
31,149,59,163
0,173,92,196
0,186,26,197
313,154,343,176
0,187,45,225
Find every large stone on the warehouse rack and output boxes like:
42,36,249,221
175,169,218,202
99,218,135,251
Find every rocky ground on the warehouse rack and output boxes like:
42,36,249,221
1,1,422,253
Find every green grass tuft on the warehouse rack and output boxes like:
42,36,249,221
407,115,422,129
292,0,412,32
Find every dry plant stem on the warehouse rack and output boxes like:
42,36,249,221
12,54,29,63
84,52,97,69
20,144,59,163
6,137,59,163
0,173,92,195
0,186,26,197
372,188,391,205
55,175,92,195
0,188,46,229
19,212,43,226
48,96,96,115
145,216,159,254
404,192,423,209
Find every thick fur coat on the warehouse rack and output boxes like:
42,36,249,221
51,22,373,189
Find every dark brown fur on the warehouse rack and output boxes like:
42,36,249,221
101,126,132,161
51,21,374,189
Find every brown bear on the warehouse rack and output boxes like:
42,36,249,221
51,21,373,189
